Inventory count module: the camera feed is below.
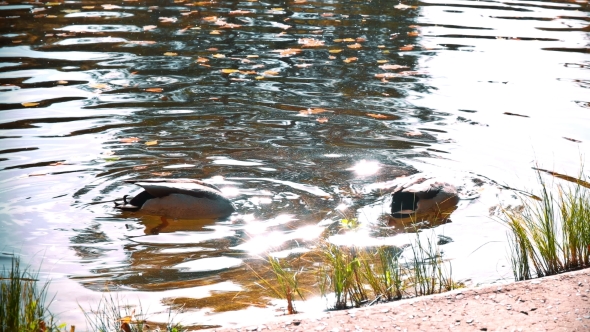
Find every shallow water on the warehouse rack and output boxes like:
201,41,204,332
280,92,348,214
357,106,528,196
0,0,589,328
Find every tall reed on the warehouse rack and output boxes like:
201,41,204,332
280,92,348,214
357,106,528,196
0,255,60,332
504,170,590,280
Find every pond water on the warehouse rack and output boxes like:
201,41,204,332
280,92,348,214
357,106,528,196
0,0,589,329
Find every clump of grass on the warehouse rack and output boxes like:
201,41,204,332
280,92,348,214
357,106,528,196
0,255,63,332
317,232,457,309
267,256,306,314
317,243,368,309
81,293,184,332
503,169,590,280
406,234,456,296
358,246,403,302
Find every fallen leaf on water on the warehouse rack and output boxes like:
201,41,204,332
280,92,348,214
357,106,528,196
504,112,529,118
295,63,313,68
407,31,420,37
367,113,390,119
210,30,221,34
159,17,178,23
221,69,240,74
145,140,158,146
247,55,259,58
377,45,385,48
181,10,200,17
22,102,39,107
120,137,140,143
229,10,252,15
563,137,582,143
271,48,302,57
212,53,226,58
145,88,163,92
321,13,334,17
263,70,280,76
89,83,109,89
298,38,325,47
102,4,122,9
255,76,264,80
299,108,330,115
164,52,177,56
317,117,329,123
152,172,172,176
379,64,408,70
343,57,358,63
394,3,413,9
399,44,414,51
221,23,241,29
376,60,388,64
374,73,397,78
328,55,336,60
347,43,362,49
195,57,209,63
133,165,148,170
329,49,343,54
127,40,157,45
405,130,422,136
342,38,355,42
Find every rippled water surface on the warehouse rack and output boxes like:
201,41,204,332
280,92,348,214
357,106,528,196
1,0,589,328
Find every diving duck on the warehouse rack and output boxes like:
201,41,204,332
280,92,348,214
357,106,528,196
390,176,459,228
115,178,235,224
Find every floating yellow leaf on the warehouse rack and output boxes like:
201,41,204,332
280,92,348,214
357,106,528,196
367,113,390,119
164,52,177,56
22,102,39,107
89,83,109,89
342,38,355,42
299,108,330,115
247,55,259,58
376,60,388,63
343,57,358,63
379,64,408,70
399,44,414,51
263,70,279,76
329,49,342,53
271,48,301,57
334,39,343,43
229,10,252,15
195,57,209,63
374,73,397,78
377,45,385,48
298,38,325,47
255,76,264,80
347,43,362,49
145,140,158,146
221,69,239,74
212,53,226,58
145,88,163,92
210,30,221,34
127,40,157,45
151,172,172,176
120,137,140,143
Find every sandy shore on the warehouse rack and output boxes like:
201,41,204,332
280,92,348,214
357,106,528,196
205,268,590,331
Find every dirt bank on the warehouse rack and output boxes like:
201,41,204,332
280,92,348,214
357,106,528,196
205,268,590,331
